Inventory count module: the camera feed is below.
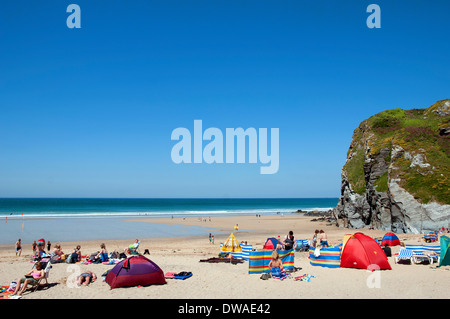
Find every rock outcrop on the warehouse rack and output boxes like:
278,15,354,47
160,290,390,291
333,99,450,233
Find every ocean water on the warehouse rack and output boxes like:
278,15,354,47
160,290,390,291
0,198,337,245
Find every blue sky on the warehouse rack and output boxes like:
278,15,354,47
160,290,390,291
0,0,449,198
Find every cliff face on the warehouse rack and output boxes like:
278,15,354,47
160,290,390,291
333,99,450,233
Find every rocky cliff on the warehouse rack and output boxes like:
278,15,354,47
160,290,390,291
333,99,450,233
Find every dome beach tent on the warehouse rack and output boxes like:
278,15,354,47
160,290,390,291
105,255,166,289
340,233,391,271
220,233,242,253
381,232,401,247
263,237,283,250
439,236,450,267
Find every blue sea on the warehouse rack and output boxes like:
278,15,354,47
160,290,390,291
0,198,337,245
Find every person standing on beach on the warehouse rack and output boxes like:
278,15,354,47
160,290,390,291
47,241,52,252
15,239,22,256
312,230,319,248
32,241,37,255
319,230,329,247
283,231,295,250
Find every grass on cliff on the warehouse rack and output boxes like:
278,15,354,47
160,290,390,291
344,99,449,204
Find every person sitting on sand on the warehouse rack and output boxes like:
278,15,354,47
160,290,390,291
12,262,45,296
99,243,109,261
52,244,63,257
268,250,284,277
77,271,97,286
71,245,82,262
50,244,64,262
124,239,140,254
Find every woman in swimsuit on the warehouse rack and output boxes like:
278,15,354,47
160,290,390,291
12,262,45,295
77,271,97,286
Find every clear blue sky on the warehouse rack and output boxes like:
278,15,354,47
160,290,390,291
0,0,449,198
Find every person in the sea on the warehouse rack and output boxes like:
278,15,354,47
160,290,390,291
15,239,22,257
12,261,45,296
77,271,97,286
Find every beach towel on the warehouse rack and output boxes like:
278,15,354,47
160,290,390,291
165,272,192,280
200,257,244,264
173,272,192,280
294,274,316,282
271,268,288,280
0,286,14,299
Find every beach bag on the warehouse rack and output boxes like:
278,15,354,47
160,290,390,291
110,251,119,259
65,254,73,263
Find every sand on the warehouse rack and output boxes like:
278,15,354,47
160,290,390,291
0,214,448,300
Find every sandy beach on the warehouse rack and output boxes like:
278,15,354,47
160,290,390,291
0,214,448,300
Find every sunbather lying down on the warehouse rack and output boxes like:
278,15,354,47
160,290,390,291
77,271,97,286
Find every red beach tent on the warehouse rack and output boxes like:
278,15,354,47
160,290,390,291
340,233,391,271
105,255,166,289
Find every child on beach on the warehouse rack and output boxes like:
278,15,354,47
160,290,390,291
319,230,329,247
268,250,285,278
32,241,37,255
312,230,319,248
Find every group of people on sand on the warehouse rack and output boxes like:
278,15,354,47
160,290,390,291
312,229,329,248
12,239,116,296
276,229,329,251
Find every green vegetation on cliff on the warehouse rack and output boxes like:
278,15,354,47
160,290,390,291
344,99,450,204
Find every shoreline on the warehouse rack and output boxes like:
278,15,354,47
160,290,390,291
1,214,448,299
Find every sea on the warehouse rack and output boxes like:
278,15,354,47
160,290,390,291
0,198,338,245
